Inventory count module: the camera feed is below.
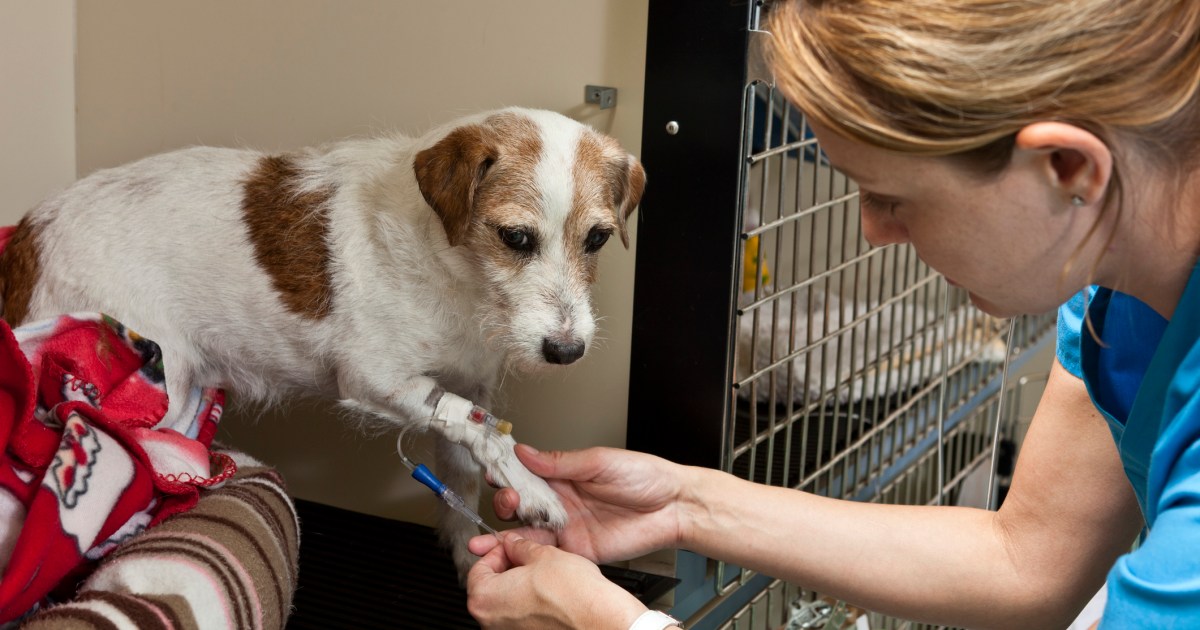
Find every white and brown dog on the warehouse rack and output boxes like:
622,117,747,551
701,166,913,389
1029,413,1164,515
0,107,645,576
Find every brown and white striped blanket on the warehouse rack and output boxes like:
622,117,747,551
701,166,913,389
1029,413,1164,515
20,447,299,629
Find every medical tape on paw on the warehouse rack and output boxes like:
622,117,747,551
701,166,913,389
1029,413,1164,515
432,397,513,457
432,394,473,428
432,395,513,435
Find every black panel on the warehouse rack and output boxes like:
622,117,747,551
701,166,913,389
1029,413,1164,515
627,0,751,467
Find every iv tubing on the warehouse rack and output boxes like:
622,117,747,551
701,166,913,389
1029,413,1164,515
397,441,500,537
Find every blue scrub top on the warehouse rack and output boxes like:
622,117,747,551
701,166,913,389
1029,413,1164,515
1057,262,1200,627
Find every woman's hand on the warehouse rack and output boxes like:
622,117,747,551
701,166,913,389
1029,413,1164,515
466,534,647,629
469,445,690,564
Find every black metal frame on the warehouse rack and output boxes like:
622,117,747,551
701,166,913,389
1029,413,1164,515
627,0,754,467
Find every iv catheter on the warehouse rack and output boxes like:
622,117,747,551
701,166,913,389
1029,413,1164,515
399,451,500,537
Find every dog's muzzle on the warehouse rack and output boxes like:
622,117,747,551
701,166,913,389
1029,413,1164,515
542,337,585,365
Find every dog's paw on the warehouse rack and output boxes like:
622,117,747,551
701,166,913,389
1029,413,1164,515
443,418,568,530
481,436,568,530
510,472,568,530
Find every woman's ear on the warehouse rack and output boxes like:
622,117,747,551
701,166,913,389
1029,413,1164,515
1014,122,1113,208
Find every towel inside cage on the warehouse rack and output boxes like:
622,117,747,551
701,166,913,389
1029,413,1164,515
734,287,1007,406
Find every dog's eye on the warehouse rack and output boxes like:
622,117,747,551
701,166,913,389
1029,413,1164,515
584,228,612,253
498,226,535,252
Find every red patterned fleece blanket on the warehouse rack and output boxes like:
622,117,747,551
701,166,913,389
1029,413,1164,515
0,313,234,623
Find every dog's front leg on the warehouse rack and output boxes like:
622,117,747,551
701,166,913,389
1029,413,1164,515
433,439,485,580
416,383,568,528
343,375,567,576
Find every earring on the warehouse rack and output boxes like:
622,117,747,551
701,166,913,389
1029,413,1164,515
1070,195,1086,207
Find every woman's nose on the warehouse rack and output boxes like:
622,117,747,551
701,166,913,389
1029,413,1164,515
861,205,910,246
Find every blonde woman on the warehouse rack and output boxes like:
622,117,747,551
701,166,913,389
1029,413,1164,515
466,1,1200,628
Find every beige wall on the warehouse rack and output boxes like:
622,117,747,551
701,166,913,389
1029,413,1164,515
73,0,648,524
0,1,76,224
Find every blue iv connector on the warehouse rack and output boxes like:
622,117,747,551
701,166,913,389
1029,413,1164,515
410,463,500,536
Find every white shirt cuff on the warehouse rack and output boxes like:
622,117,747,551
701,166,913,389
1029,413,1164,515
628,609,683,629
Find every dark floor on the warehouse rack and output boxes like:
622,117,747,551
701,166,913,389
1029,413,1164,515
287,499,678,629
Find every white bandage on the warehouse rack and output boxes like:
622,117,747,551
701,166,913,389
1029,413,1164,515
432,394,506,460
433,393,474,426
628,610,683,630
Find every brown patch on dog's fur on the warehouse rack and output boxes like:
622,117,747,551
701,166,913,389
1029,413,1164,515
610,153,646,247
472,113,543,219
241,155,336,319
414,112,544,248
574,132,645,250
415,124,495,246
571,133,613,284
0,216,45,327
570,132,646,282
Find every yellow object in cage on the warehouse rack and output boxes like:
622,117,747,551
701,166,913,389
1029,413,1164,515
742,235,771,290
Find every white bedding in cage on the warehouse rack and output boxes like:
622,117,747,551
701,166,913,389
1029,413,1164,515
735,287,1007,405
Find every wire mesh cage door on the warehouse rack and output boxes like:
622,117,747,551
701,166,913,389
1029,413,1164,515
717,372,1049,630
628,1,1056,628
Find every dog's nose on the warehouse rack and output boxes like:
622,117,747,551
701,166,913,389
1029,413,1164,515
542,338,585,365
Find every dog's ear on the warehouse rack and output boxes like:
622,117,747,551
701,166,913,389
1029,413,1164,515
413,125,497,246
607,153,646,249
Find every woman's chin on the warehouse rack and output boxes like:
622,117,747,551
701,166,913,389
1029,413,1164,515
967,292,1019,318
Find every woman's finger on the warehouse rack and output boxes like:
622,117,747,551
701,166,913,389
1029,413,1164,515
492,487,521,520
468,539,513,585
468,533,503,556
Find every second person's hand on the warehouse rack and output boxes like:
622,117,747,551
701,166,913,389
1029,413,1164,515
467,533,648,629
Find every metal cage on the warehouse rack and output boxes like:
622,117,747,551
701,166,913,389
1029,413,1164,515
627,2,1056,628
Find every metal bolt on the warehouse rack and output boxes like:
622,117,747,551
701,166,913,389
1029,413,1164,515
666,121,680,135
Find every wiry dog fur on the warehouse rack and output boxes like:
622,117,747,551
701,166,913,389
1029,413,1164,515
0,107,645,577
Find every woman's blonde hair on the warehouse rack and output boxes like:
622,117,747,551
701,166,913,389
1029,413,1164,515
766,0,1200,175
766,0,1200,299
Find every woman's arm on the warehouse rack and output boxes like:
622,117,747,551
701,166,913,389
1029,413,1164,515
678,361,1142,629
473,361,1141,629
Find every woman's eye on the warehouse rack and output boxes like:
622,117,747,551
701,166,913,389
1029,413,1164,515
859,190,898,215
584,228,612,253
499,227,535,252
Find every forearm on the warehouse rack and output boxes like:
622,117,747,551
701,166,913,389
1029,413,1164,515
670,365,1141,629
678,466,1026,628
